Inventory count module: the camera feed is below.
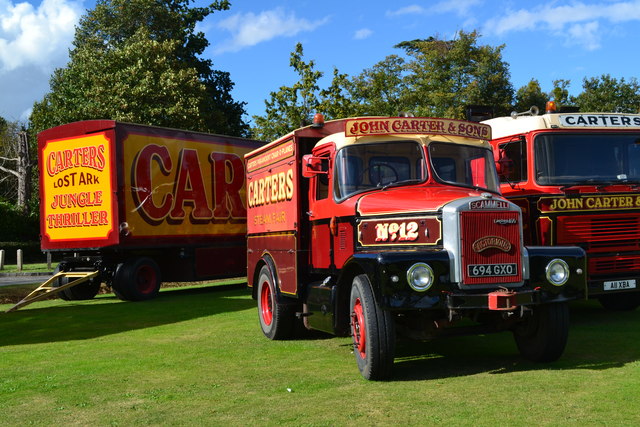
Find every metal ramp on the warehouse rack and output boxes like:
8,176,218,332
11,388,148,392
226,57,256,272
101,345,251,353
5,271,99,313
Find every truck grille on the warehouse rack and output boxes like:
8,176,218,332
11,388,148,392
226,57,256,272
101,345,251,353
590,254,640,275
460,211,522,285
557,214,640,252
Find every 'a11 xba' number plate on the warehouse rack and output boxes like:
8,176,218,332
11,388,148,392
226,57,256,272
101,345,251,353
468,263,517,277
604,279,636,291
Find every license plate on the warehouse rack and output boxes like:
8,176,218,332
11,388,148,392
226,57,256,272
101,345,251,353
468,263,517,277
603,279,637,291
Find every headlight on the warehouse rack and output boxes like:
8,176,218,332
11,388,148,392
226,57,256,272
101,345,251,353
406,263,434,292
546,259,570,286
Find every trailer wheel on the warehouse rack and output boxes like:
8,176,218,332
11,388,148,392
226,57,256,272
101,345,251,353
350,274,395,380
112,257,161,301
597,292,640,311
53,265,101,301
513,302,569,363
257,266,294,340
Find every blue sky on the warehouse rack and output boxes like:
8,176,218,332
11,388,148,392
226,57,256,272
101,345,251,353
1,0,640,124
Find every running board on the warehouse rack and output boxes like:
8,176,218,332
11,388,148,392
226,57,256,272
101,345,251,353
5,271,99,313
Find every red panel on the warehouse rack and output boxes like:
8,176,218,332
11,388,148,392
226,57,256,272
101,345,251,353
311,223,332,269
195,244,246,278
247,234,298,296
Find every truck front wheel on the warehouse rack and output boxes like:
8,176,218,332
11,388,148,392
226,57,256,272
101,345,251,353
350,274,395,380
512,302,569,363
112,257,161,301
257,265,294,340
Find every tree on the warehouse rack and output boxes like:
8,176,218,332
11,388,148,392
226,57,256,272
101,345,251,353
549,79,575,109
397,30,514,118
318,68,357,119
30,0,248,137
0,120,33,213
348,55,409,116
252,43,323,141
514,79,549,113
575,74,640,113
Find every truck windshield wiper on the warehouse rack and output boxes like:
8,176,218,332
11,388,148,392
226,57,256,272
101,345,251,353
380,179,423,191
560,179,628,192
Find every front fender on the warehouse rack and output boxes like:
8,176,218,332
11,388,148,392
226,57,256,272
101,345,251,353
525,246,587,301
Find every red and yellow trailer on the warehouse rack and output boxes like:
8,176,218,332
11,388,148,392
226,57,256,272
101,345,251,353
37,120,263,301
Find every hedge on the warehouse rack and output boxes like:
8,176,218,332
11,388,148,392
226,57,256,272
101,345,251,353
0,202,39,241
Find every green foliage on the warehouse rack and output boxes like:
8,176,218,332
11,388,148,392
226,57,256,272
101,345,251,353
349,55,408,116
575,74,640,113
252,43,324,141
30,0,248,137
550,79,575,108
398,30,514,119
514,79,549,113
0,201,39,241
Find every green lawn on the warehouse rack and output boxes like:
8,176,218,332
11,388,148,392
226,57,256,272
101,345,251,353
0,263,53,273
1,284,639,426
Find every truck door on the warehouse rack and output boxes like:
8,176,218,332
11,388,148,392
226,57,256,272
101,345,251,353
308,146,335,269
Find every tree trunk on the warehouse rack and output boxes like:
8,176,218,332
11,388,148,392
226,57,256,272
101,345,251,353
17,131,31,214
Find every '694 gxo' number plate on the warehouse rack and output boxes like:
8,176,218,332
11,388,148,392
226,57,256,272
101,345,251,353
468,263,517,277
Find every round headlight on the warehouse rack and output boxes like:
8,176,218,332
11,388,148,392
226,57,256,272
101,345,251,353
546,259,570,286
406,263,434,292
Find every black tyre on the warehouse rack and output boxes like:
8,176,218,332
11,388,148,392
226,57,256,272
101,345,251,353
513,302,569,362
597,292,640,311
112,257,161,301
53,265,101,301
257,265,294,340
350,274,396,380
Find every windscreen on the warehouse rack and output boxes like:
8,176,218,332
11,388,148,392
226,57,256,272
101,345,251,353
429,142,500,193
334,140,426,200
535,133,640,185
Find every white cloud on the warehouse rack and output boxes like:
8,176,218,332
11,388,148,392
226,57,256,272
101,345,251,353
482,1,640,50
213,8,330,54
0,0,82,72
0,0,82,120
354,28,372,40
387,1,482,17
386,5,425,17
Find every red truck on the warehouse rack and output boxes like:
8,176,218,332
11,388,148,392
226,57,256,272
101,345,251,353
38,120,263,301
483,104,640,311
245,115,586,380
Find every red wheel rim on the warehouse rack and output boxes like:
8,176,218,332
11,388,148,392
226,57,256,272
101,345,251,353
351,297,366,358
260,280,273,326
135,265,157,294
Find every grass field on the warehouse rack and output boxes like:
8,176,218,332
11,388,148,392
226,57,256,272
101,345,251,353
1,283,639,426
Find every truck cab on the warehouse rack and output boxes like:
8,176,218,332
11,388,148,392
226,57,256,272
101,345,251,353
246,115,586,380
483,105,640,311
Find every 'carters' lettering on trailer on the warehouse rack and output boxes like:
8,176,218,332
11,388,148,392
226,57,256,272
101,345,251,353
132,144,246,224
47,145,106,176
247,168,294,208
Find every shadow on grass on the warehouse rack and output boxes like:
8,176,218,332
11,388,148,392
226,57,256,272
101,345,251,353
391,299,640,381
0,284,255,347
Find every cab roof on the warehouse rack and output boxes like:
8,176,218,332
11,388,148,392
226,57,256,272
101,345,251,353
483,112,640,139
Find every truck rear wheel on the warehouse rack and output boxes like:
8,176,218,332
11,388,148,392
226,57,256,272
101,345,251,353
512,302,569,363
53,265,101,301
597,292,640,311
112,257,161,301
257,265,294,340
350,274,395,380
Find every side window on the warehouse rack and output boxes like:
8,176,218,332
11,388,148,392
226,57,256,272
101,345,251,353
315,155,330,200
498,139,527,183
